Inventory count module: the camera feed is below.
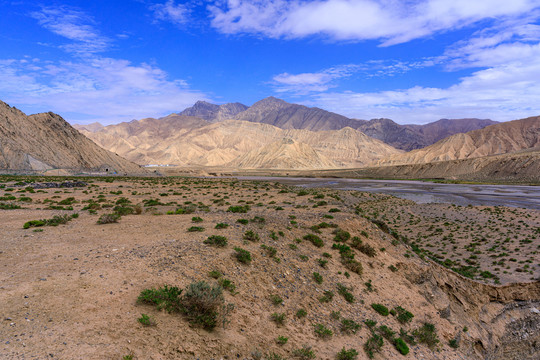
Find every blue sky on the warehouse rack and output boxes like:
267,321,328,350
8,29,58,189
1,0,540,125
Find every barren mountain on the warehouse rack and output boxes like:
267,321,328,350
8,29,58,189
232,96,364,131
179,100,248,122
83,118,402,168
232,138,337,169
0,100,143,174
177,97,496,150
73,122,104,133
378,116,540,166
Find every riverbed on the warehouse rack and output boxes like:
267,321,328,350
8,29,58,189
238,177,540,210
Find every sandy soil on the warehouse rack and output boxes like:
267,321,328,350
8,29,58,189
0,177,538,359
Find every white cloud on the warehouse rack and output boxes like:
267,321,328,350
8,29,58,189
0,5,210,124
30,6,110,55
308,59,540,123
209,0,540,45
0,57,209,125
151,0,189,25
272,65,359,93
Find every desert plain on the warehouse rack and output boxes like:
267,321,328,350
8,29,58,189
0,175,539,360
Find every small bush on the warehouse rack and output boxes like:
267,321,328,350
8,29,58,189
138,313,156,326
270,294,283,305
336,348,359,360
337,283,355,303
218,278,236,293
204,235,228,247
138,285,182,313
371,303,389,316
227,205,250,213
215,223,229,229
341,319,361,334
393,306,414,324
449,338,459,349
233,247,252,264
188,226,205,232
192,216,203,223
313,272,323,284
303,234,324,248
97,213,121,224
293,345,316,359
357,243,377,257
208,270,222,279
244,230,260,242
319,290,334,303
296,308,307,318
378,325,395,340
276,335,288,345
343,258,363,275
413,322,440,349
182,281,224,329
314,323,333,338
333,229,351,242
364,333,383,359
394,338,409,355
271,312,286,326
237,219,249,224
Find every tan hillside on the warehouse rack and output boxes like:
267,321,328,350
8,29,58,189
83,118,402,168
231,138,337,169
379,116,540,166
73,122,105,133
0,100,144,174
179,100,248,122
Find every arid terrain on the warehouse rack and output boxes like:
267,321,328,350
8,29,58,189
1,176,538,360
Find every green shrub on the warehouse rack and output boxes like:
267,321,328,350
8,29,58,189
364,333,383,359
215,223,229,229
23,219,46,229
233,247,251,264
218,278,236,293
340,319,361,334
192,216,203,222
137,313,156,326
314,323,333,338
393,306,414,324
303,234,324,248
137,285,182,313
296,308,307,318
449,338,459,349
329,208,341,213
182,281,224,329
394,338,409,355
318,258,328,268
371,303,389,316
271,312,286,326
270,294,283,305
319,290,334,303
0,202,21,210
378,325,395,340
343,258,363,275
337,283,355,303
413,322,440,349
244,230,260,242
208,270,222,279
313,272,323,284
237,219,249,224
276,335,288,345
333,229,351,242
97,213,121,224
204,235,228,247
188,226,205,232
336,348,359,360
357,243,377,257
227,205,250,213
293,345,316,359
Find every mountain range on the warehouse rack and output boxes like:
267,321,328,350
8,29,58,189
0,100,143,174
178,97,497,151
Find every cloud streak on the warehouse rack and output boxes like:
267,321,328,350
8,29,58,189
151,0,189,26
209,0,540,45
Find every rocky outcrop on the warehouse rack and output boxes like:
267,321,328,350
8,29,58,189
83,119,402,168
179,100,248,122
378,116,540,166
0,100,144,174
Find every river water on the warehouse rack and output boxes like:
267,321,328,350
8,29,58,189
237,177,540,210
